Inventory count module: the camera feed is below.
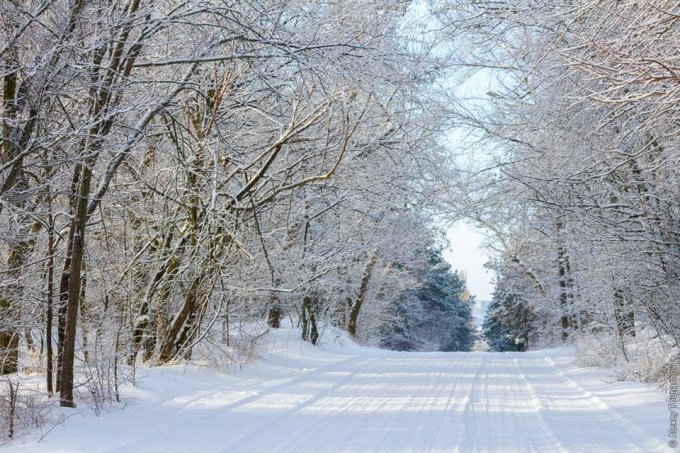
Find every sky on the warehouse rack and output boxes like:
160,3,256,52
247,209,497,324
442,222,494,301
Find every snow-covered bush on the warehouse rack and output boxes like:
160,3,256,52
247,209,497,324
574,332,679,390
0,378,54,445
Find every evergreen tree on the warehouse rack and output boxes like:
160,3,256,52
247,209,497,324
483,279,533,352
379,251,476,351
378,293,418,351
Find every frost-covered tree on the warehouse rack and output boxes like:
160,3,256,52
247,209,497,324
433,0,680,370
0,0,451,410
483,278,533,352
378,251,475,352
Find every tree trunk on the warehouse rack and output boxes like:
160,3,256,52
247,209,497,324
0,295,20,375
60,161,93,407
56,241,72,392
267,302,282,328
79,266,90,363
556,232,572,342
128,247,178,365
348,252,378,338
613,289,630,361
1,234,37,374
46,209,55,395
301,296,319,345
0,57,21,375
613,288,635,358
156,277,200,364
56,166,80,392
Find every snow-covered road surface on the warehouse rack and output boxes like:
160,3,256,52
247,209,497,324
5,331,671,452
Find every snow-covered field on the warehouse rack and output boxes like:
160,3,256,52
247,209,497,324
4,329,671,452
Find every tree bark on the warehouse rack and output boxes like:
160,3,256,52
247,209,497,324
156,277,200,364
301,296,319,345
46,209,55,395
348,252,378,338
60,161,93,407
556,223,572,342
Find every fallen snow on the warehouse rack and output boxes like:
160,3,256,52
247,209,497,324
4,329,671,452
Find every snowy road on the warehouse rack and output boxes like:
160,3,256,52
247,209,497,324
5,332,671,452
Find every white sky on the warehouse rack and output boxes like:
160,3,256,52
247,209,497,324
442,223,494,301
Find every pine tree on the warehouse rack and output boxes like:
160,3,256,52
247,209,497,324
379,251,476,351
483,279,533,352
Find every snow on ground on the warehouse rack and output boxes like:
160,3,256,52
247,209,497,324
3,328,672,452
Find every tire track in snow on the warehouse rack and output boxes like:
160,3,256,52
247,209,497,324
229,355,484,453
119,354,376,452
179,354,366,413
260,356,456,453
377,357,457,452
307,355,442,453
423,354,484,452
456,353,489,452
9,346,667,453
457,355,568,453
536,355,668,452
510,358,568,453
221,356,383,452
